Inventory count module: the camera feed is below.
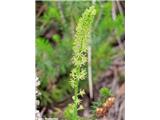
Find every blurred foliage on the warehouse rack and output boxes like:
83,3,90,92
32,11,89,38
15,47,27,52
100,87,112,98
64,104,75,120
36,37,73,106
36,1,125,116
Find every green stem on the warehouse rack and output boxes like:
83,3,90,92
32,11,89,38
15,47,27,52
73,79,78,120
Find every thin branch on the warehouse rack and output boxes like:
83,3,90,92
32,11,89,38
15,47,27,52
112,1,116,21
36,4,46,18
87,0,96,99
40,107,46,117
88,45,93,99
116,1,123,16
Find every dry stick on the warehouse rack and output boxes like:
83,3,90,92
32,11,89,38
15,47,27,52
117,100,125,120
40,107,46,117
112,1,116,21
87,0,96,99
36,4,46,18
88,30,93,99
116,1,123,16
88,44,93,99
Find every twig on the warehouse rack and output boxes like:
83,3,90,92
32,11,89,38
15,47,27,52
112,1,116,21
36,4,46,18
40,107,46,117
116,1,123,16
87,0,96,100
117,100,125,120
88,45,93,99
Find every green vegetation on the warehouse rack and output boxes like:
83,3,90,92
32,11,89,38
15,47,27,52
36,1,125,119
66,6,96,120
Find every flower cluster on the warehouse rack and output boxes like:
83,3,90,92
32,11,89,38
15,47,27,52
69,6,96,120
70,5,96,89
